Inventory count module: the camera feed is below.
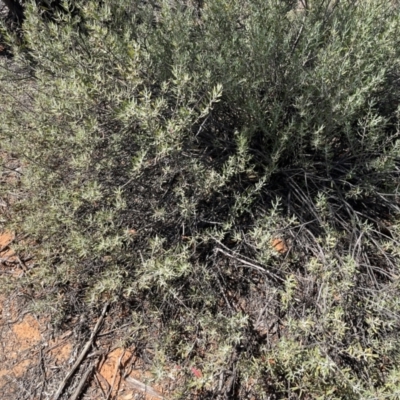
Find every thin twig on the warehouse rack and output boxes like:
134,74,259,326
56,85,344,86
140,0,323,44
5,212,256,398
97,321,135,337
106,349,125,400
38,347,47,400
53,302,109,400
16,255,28,273
195,114,211,137
45,331,73,354
290,23,304,57
96,371,111,396
215,247,284,282
69,364,94,400
213,238,281,270
94,371,108,400
215,265,234,311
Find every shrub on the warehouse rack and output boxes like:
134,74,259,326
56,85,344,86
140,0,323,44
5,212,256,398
1,0,400,397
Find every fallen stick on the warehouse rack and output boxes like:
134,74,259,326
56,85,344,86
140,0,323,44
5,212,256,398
94,371,108,399
69,364,94,400
53,302,109,400
106,349,125,400
125,376,163,399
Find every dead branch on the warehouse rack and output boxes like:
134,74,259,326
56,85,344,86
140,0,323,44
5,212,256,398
69,364,94,400
106,349,125,400
53,302,109,400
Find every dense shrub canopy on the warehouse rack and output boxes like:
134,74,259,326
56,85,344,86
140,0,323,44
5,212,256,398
1,0,400,398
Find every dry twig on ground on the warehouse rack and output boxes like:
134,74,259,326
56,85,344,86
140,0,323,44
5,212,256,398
53,302,109,400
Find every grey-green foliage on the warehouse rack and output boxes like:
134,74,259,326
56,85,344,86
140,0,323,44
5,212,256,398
1,0,400,397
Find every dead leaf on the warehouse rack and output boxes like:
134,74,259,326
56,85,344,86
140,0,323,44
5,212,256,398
190,367,203,378
271,238,288,254
0,231,15,252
